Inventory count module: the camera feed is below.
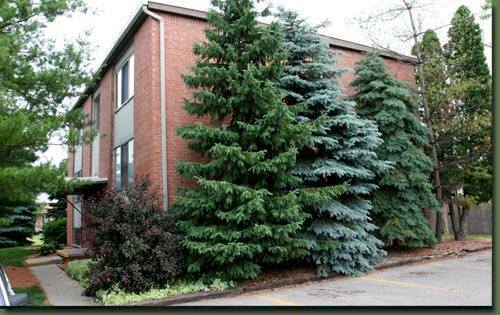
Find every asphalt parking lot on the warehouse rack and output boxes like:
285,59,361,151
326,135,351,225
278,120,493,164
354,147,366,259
178,251,492,306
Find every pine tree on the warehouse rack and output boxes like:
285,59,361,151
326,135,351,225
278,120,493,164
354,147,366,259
442,6,492,239
351,54,437,248
0,205,36,248
277,9,387,276
172,0,314,281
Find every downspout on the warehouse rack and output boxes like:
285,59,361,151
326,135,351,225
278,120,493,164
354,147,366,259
142,5,168,211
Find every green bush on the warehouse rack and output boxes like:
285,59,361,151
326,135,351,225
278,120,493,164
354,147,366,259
42,219,66,248
66,259,91,288
39,243,57,256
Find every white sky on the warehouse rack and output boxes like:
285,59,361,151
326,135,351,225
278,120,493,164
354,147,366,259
38,0,492,169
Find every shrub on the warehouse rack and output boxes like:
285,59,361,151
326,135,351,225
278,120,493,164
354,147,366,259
39,243,57,256
66,259,91,288
96,278,234,306
42,218,66,248
83,178,184,296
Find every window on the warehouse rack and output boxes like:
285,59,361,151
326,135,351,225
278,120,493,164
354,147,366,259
116,54,134,109
92,94,100,130
114,139,134,189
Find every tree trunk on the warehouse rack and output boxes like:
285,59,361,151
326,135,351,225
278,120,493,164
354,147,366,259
403,0,444,242
457,206,469,241
448,202,459,241
435,209,444,242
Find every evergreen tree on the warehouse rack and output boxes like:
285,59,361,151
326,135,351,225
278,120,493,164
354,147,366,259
0,204,37,248
415,30,447,125
351,54,437,248
442,6,492,239
277,9,387,276
172,0,316,281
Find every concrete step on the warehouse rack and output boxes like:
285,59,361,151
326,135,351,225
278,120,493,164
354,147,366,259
56,247,88,260
24,255,63,267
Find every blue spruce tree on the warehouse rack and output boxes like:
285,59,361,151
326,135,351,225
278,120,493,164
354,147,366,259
351,54,438,247
277,9,387,276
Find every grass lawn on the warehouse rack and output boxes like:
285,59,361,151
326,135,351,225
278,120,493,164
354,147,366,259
0,246,39,267
13,286,47,306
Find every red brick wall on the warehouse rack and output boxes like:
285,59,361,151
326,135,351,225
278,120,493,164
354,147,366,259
134,17,164,197
98,69,115,182
161,13,210,207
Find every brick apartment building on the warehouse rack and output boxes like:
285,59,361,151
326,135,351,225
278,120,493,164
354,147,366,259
66,2,417,247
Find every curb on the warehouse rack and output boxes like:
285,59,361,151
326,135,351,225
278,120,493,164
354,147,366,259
127,243,492,306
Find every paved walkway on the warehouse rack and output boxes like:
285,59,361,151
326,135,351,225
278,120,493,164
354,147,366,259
179,251,492,306
31,264,95,306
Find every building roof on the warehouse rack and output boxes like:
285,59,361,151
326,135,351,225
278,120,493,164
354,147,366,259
72,1,417,109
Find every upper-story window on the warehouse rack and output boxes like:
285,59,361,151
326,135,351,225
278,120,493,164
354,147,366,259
74,128,83,177
92,93,100,130
116,54,134,109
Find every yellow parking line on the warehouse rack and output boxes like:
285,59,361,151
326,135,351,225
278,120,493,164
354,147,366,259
361,276,454,292
253,294,301,306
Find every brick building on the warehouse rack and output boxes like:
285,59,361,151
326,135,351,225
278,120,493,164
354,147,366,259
66,2,417,247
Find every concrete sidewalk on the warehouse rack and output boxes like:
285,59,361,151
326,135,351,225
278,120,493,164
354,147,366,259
31,264,95,306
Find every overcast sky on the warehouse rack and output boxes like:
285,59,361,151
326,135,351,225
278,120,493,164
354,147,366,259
38,0,492,171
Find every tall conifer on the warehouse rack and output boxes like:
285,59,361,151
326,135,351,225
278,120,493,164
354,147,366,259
351,55,437,247
173,0,314,281
444,5,492,205
278,10,387,276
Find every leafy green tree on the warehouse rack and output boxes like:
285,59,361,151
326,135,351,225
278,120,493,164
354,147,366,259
277,9,386,276
481,0,492,19
351,54,437,248
442,5,492,240
412,29,447,240
172,0,314,281
0,0,92,212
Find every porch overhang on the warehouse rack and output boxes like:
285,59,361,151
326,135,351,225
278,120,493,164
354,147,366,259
58,176,109,195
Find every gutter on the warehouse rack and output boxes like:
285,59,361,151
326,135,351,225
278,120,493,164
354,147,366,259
142,5,169,211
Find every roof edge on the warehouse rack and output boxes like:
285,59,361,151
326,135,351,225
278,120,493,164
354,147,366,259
147,1,417,63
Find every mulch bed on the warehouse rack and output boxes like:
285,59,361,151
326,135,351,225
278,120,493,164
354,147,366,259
240,238,492,291
4,266,39,288
382,238,492,265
